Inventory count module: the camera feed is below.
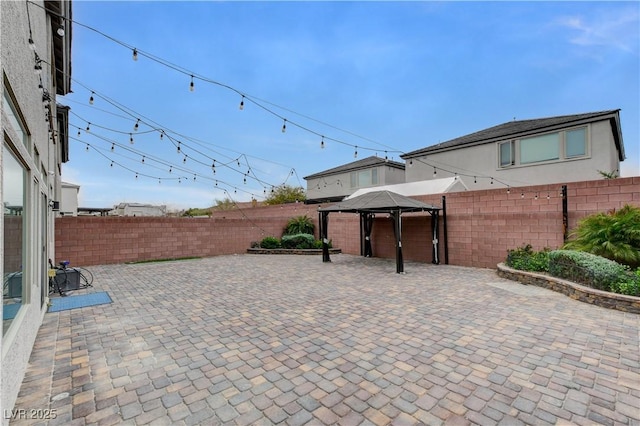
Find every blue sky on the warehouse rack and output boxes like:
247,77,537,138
62,1,639,210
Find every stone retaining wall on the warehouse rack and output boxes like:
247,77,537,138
496,263,640,314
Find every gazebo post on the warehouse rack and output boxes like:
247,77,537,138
431,210,440,264
392,210,404,274
319,211,331,262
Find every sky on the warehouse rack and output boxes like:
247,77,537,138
61,1,640,211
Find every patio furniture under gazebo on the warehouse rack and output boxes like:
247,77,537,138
318,190,444,273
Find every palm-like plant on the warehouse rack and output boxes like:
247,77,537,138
563,205,640,269
284,215,315,236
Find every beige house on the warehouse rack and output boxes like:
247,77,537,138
1,0,72,416
401,110,625,190
304,156,405,204
60,181,80,216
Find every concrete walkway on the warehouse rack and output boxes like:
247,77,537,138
10,254,640,425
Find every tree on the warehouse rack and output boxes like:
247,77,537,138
264,185,306,205
212,198,236,211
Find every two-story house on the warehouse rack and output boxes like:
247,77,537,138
401,110,625,189
304,156,405,204
1,0,72,414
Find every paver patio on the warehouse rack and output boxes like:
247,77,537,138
9,254,640,425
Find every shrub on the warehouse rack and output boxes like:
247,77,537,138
313,239,332,249
506,244,549,272
548,250,630,292
563,204,640,269
281,233,315,249
610,269,640,297
260,236,281,249
284,215,315,236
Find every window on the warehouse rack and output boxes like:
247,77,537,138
566,128,586,158
498,127,588,168
499,141,514,167
3,89,28,149
350,168,378,188
3,144,27,335
520,133,560,164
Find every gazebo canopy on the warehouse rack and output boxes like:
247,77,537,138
318,190,439,214
318,191,443,273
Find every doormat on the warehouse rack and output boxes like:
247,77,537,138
48,291,112,313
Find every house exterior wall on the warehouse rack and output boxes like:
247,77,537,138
306,163,406,201
1,1,66,417
54,177,639,270
405,120,623,189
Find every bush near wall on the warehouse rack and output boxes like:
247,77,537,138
548,250,634,293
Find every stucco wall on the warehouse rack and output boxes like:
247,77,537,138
55,177,639,270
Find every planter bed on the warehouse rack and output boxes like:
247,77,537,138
247,248,342,255
497,263,640,314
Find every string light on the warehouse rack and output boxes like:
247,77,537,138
177,141,181,153
159,130,164,140
433,167,437,177
86,123,91,133
474,176,477,184
89,92,94,105
141,155,145,163
320,136,325,149
169,166,172,173
134,119,139,131
183,155,187,163
129,133,134,144
111,143,115,151
490,177,494,185
239,95,244,110
507,186,511,194
189,75,194,92
354,146,358,159
77,129,81,137
132,48,138,61
281,119,287,133
110,161,113,167
547,192,550,200
85,144,89,151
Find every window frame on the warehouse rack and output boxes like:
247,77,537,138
497,126,589,169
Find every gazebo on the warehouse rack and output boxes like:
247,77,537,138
317,190,444,273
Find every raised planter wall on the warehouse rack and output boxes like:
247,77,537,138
56,177,639,268
497,263,640,314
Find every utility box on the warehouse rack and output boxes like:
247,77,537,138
53,268,80,292
6,272,23,298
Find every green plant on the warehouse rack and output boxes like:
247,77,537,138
313,239,332,249
260,236,281,249
506,244,550,272
610,269,640,297
284,215,315,236
563,205,640,269
548,250,630,292
264,185,306,205
281,233,315,249
598,169,619,179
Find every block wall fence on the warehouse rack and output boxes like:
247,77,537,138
55,177,639,269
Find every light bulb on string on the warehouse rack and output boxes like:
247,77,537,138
183,155,187,164
141,156,145,164
85,144,89,152
111,143,115,151
433,167,437,177
132,48,138,61
110,161,113,167
135,173,138,179
215,180,218,187
354,146,358,159
521,192,525,199
474,176,477,184
129,133,134,144
281,119,287,133
243,175,247,184
193,174,197,181
535,192,539,200
507,186,511,194
77,129,81,137
134,119,139,131
384,151,388,161
159,130,164,140
490,177,494,185
169,166,172,173
89,92,94,105
177,142,181,153
28,38,36,50
239,95,244,110
547,192,550,200
86,122,91,133
189,75,194,92
320,136,325,149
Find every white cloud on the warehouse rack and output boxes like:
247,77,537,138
555,7,639,53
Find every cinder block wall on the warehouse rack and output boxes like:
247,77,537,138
55,177,639,268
